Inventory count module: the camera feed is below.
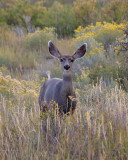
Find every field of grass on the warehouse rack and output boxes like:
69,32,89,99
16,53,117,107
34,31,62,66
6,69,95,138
0,75,128,159
0,24,128,159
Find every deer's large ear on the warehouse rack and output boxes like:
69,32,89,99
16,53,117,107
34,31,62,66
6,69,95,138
48,40,61,58
72,43,87,60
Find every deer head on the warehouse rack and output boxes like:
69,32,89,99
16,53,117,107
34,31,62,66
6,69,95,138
48,40,87,74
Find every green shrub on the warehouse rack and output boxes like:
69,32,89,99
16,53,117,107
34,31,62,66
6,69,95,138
24,27,56,52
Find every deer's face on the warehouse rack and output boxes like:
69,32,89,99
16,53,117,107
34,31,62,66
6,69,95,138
59,55,74,72
48,41,87,74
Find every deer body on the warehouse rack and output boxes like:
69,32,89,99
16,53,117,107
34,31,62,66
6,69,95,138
39,41,87,114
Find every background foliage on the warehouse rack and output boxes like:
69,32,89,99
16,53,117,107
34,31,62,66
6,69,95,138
0,0,128,159
0,0,127,37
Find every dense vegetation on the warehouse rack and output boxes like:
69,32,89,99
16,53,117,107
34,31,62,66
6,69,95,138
0,0,127,37
0,0,128,159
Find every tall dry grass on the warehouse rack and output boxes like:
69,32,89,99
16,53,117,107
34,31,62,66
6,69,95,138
0,80,128,160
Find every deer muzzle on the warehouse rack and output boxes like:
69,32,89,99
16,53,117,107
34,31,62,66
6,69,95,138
64,65,70,70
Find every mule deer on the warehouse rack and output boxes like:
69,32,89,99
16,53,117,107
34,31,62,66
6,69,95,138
39,41,87,114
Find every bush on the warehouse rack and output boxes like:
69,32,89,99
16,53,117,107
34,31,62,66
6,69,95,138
114,26,128,91
73,22,126,50
41,2,78,37
0,26,56,71
0,68,39,100
24,27,56,52
102,0,128,23
73,22,127,87
73,0,97,26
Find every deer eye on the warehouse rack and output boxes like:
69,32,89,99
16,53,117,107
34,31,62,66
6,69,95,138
70,59,74,62
60,59,63,62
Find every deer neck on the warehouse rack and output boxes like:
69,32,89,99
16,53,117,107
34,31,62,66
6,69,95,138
63,71,72,83
62,71,73,94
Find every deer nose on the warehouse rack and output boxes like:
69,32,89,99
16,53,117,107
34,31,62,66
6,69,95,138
64,65,70,70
